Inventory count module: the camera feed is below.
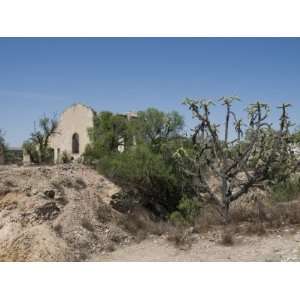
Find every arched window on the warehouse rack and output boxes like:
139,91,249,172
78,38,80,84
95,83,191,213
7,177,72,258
72,133,80,154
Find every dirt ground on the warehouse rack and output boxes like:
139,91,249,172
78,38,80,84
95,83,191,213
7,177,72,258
92,226,300,262
1,164,300,262
0,164,131,261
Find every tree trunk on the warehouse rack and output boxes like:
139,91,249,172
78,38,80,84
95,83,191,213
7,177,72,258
224,201,230,224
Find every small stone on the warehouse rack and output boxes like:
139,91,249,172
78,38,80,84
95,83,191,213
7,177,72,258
44,190,55,199
34,202,60,221
32,189,38,195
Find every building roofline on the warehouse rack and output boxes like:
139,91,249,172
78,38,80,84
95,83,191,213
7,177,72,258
59,102,97,119
58,103,136,121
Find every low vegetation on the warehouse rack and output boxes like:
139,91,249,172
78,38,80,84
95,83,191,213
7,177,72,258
271,176,300,203
220,230,235,246
0,130,23,165
84,98,300,234
0,129,6,155
167,227,194,250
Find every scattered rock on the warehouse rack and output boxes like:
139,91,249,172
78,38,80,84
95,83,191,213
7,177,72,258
44,190,56,199
0,164,126,262
32,189,38,196
34,202,60,221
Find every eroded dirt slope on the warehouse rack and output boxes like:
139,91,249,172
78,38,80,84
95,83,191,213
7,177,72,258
0,164,131,261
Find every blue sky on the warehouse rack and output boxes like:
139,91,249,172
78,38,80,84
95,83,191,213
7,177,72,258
1,38,300,146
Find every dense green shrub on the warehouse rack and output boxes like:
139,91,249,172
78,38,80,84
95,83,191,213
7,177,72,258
0,130,6,164
169,211,186,226
169,196,202,225
84,108,191,216
96,144,185,214
23,141,40,163
3,149,23,165
87,111,132,157
271,176,300,202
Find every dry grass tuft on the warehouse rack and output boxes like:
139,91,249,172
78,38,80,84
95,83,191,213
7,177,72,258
167,227,194,250
118,212,149,242
220,229,235,246
245,222,266,236
118,208,170,242
105,242,116,253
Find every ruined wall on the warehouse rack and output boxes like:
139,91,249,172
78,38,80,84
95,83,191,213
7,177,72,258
49,104,95,163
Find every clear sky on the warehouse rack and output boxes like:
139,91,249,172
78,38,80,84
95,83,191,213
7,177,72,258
1,37,300,147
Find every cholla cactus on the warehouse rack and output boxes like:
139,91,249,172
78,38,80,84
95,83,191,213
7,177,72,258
177,97,297,222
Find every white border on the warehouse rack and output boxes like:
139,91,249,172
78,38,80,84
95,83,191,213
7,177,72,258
1,1,300,299
0,0,300,36
0,263,299,300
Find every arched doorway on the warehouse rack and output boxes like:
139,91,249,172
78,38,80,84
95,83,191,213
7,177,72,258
72,133,80,154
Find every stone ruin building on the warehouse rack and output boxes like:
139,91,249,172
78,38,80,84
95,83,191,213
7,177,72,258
3,103,136,165
49,103,95,163
24,103,136,164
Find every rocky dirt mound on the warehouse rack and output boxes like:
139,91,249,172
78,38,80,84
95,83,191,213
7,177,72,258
0,164,131,261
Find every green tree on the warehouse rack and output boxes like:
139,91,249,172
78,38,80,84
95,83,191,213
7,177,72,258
24,116,57,163
132,108,184,150
23,140,39,163
84,108,188,215
85,112,132,161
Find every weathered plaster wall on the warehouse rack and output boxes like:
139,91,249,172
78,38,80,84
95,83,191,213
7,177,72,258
49,104,95,163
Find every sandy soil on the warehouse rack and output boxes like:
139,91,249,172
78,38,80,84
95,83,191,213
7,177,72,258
0,164,131,262
92,227,300,262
